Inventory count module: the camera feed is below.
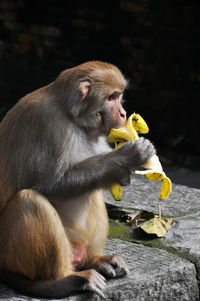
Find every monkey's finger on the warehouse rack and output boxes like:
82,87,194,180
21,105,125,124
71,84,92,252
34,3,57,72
119,172,131,186
140,137,156,158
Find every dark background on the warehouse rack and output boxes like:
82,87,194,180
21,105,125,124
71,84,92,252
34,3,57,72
0,0,200,172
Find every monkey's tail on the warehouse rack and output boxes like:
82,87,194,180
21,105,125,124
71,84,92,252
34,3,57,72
0,270,88,299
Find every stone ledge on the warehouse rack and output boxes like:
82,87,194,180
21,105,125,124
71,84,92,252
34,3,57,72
0,239,199,301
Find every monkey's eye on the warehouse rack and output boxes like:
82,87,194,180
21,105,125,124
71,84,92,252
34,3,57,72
107,92,119,101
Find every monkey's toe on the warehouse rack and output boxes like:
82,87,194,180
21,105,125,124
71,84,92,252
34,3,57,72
109,254,129,278
95,261,117,278
82,269,106,299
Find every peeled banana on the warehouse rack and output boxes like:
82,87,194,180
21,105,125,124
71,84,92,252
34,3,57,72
108,113,172,201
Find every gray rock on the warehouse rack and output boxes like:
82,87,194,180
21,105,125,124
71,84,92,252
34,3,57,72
165,212,200,256
105,175,200,217
0,239,199,300
104,239,199,301
164,212,200,280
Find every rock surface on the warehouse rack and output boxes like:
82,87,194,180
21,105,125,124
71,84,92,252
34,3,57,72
1,176,200,300
0,240,199,301
105,175,200,217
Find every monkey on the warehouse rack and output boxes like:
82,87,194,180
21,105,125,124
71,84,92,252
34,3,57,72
0,61,155,299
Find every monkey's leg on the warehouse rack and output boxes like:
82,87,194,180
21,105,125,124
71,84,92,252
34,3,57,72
82,190,129,279
0,189,106,298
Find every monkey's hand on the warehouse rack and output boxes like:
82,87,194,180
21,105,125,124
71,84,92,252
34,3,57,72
116,138,156,168
84,255,129,279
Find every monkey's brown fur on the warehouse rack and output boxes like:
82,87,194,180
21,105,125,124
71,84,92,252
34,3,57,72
0,61,155,298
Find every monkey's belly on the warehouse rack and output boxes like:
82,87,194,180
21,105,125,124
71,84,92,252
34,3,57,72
51,191,108,267
51,196,90,232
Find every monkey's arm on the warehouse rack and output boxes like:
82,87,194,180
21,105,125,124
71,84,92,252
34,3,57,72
34,138,155,198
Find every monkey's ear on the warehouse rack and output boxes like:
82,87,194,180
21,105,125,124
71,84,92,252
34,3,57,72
79,82,91,101
68,81,91,118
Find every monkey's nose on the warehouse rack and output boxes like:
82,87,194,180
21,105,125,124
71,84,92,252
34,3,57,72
119,108,127,126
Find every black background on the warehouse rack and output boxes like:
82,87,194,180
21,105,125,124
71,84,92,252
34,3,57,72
0,0,200,170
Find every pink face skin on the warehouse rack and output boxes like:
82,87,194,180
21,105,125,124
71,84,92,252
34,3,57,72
105,91,127,128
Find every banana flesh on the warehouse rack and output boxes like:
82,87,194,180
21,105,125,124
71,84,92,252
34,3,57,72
141,154,162,172
108,113,172,201
108,128,133,143
108,113,147,143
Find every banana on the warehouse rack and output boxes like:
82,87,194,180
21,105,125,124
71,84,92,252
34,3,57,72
160,176,172,199
141,154,163,172
126,113,149,137
108,127,133,143
110,183,123,201
108,113,147,201
135,169,172,199
108,113,172,201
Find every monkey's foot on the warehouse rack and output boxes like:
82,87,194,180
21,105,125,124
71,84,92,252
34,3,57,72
86,255,129,279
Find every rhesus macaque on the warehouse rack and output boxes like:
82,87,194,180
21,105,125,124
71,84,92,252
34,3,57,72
0,61,155,299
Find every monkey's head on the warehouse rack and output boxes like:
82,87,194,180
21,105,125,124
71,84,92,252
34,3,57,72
55,61,128,138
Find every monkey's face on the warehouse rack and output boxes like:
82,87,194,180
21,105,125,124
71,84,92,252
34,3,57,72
59,61,128,137
104,91,127,128
94,90,126,137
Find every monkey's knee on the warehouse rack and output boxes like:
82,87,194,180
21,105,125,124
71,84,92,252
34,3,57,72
0,189,72,280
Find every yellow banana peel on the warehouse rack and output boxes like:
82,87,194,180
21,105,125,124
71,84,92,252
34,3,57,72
160,176,172,199
135,169,172,199
126,113,149,137
110,183,123,201
108,113,172,201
